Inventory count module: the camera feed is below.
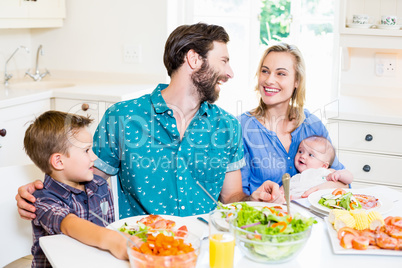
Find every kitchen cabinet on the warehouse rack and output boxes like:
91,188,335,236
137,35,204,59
327,119,402,191
330,0,402,192
338,0,402,50
0,164,44,267
0,98,50,167
53,98,115,135
0,0,66,28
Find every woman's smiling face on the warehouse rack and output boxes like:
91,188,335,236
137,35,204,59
258,51,299,108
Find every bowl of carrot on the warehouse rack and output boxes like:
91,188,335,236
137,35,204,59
127,229,201,268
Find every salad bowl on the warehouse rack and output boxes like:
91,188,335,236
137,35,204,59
224,202,316,263
233,225,312,263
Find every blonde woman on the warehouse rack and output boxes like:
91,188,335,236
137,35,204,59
240,43,348,197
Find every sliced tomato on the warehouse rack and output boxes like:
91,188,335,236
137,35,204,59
175,225,188,237
332,188,346,196
337,227,360,240
351,236,369,250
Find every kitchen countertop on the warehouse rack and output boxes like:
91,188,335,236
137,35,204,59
325,95,402,125
0,79,156,108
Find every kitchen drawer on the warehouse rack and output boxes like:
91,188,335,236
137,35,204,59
338,150,402,186
329,121,402,156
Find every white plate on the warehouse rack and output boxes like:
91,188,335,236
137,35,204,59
324,217,402,256
308,188,394,215
346,23,373,28
376,24,401,30
107,215,206,238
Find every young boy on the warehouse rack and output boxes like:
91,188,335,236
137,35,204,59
24,111,127,267
289,135,354,199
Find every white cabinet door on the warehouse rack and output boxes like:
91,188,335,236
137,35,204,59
25,0,66,19
0,0,28,18
0,164,44,267
0,99,50,167
0,0,65,28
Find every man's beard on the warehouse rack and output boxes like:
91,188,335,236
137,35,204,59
191,60,227,103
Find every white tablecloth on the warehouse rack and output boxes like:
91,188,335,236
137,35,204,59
40,186,402,268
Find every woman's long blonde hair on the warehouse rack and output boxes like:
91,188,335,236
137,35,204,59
250,43,306,131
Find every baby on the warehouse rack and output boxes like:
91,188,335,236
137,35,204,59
290,135,353,199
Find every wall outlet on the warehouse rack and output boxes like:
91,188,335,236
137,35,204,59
123,44,142,63
375,53,397,77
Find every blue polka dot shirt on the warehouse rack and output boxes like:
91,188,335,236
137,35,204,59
93,84,245,218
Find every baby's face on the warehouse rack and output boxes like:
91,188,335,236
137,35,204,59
294,140,330,173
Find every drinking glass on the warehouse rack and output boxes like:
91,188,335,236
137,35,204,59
209,209,237,268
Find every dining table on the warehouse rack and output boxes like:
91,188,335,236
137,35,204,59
40,185,402,268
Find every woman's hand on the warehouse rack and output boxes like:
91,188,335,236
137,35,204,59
301,181,347,198
251,181,285,204
15,180,43,220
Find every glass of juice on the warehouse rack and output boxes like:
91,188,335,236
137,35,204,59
209,209,237,268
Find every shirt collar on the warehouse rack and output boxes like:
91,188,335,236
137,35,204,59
151,84,169,114
151,83,210,117
43,174,106,199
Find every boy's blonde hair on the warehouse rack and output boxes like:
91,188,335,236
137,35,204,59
24,110,93,174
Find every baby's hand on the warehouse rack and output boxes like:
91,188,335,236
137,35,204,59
326,171,340,182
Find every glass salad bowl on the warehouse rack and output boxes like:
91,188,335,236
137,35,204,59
223,202,316,264
232,224,312,263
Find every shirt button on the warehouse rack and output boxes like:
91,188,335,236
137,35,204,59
179,176,183,180
181,206,185,210
289,167,292,169
84,200,87,204
168,111,171,115
288,157,290,160
172,124,176,128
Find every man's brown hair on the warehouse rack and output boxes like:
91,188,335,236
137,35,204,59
163,22,229,77
24,110,93,174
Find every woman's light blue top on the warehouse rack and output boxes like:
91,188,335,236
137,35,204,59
239,109,344,195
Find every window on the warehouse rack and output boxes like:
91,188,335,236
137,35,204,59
168,0,336,116
259,0,336,113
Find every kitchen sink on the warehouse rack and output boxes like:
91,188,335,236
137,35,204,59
5,81,75,90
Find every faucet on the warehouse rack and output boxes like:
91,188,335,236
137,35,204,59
25,45,50,82
4,46,30,86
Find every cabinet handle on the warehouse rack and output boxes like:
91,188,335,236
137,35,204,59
362,165,371,172
0,129,6,137
81,103,90,111
365,134,373,141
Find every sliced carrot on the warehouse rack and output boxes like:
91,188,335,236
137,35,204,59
135,232,195,256
271,222,287,232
